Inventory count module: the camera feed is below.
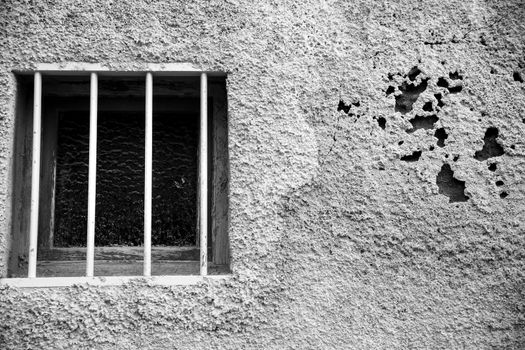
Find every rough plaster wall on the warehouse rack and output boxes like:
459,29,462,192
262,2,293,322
0,0,524,349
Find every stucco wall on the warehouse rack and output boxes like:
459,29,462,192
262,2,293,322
0,0,524,349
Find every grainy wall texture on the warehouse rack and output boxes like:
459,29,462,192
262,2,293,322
0,0,524,349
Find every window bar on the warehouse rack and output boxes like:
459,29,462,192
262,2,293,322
28,72,42,278
199,73,208,276
86,73,98,277
144,72,153,277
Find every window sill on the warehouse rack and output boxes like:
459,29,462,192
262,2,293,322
10,260,229,278
0,275,231,288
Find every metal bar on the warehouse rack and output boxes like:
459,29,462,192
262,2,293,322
28,72,42,278
144,72,153,277
199,73,208,276
86,73,98,277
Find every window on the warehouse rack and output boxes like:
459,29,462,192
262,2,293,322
2,64,230,287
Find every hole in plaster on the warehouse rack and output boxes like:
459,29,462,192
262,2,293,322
448,85,463,94
449,71,463,80
401,150,422,162
398,141,404,145
377,117,386,129
395,79,429,114
437,76,462,93
490,68,495,74
500,191,508,199
407,66,422,81
434,128,448,147
406,115,439,133
434,93,444,108
445,154,449,158
436,164,469,202
488,163,497,171
496,180,504,187
337,100,351,114
511,145,516,150
338,100,360,118
474,127,504,161
422,102,433,112
437,77,449,88
480,36,487,46
514,71,523,83
430,146,435,151
453,155,459,162
386,86,395,95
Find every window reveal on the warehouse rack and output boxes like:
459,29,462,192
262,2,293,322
3,69,230,286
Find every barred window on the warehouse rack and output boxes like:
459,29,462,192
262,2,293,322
2,65,230,287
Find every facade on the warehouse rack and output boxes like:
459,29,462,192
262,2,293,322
0,0,524,349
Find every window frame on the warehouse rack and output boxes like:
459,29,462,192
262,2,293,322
1,64,230,287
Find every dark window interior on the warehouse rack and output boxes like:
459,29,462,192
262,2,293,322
54,111,198,247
